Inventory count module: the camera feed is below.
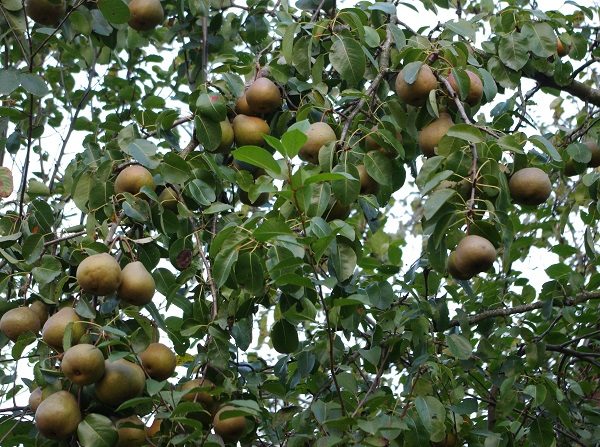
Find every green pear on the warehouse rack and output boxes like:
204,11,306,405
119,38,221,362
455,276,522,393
76,253,122,296
61,344,106,385
0,307,40,341
298,122,337,164
139,342,176,381
118,261,156,306
114,165,155,195
128,0,164,31
213,405,247,442
95,359,146,407
34,391,81,440
418,112,454,157
158,186,179,209
245,78,282,114
29,301,49,326
42,307,85,352
116,415,147,447
29,387,43,412
232,115,270,146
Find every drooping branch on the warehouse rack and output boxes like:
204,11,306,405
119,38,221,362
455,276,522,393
528,72,600,107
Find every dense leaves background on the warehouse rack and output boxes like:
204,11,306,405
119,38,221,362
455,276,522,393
0,0,599,446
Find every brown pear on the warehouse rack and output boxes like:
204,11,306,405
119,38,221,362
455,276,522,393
586,141,600,167
448,70,483,106
24,0,66,26
447,251,474,280
235,95,254,115
139,342,176,381
395,64,439,106
357,164,378,195
29,301,48,326
245,78,282,114
216,120,234,153
42,307,85,352
213,405,247,442
0,307,40,341
298,122,337,164
452,235,496,277
556,38,569,57
509,167,552,206
61,343,106,385
34,391,81,440
128,0,164,31
418,112,454,157
232,115,270,146
116,415,147,447
158,186,179,209
76,253,122,296
29,387,43,412
118,261,156,306
239,190,269,207
95,359,146,407
114,165,155,195
147,418,162,437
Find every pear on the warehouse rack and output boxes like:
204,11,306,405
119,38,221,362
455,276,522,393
146,418,162,437
181,377,215,407
29,301,49,326
357,164,378,195
24,0,66,26
365,125,402,157
128,0,164,31
586,141,600,167
418,112,454,157
42,307,85,352
213,405,247,442
232,160,265,179
451,235,496,279
61,343,106,385
34,391,81,440
395,64,439,106
118,261,156,306
95,359,146,407
556,38,569,57
324,200,350,221
76,253,122,296
447,251,473,280
508,167,552,206
139,342,176,381
448,70,483,106
0,307,40,341
158,186,179,209
116,415,147,447
29,387,43,412
235,94,254,115
432,432,459,447
114,165,155,195
208,119,235,154
298,122,337,164
232,114,270,146
238,190,269,207
245,78,282,114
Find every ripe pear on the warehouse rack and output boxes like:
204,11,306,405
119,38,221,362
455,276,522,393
451,235,496,279
34,391,81,440
29,301,48,325
556,38,569,57
215,120,234,153
61,344,106,385
114,165,155,195
418,112,454,157
357,164,378,195
395,64,439,106
116,415,147,447
146,418,162,437
181,377,216,407
0,307,40,341
76,253,122,296
235,95,254,115
42,307,85,352
232,115,270,146
118,261,156,306
239,190,269,207
298,122,337,164
128,0,164,31
139,342,176,381
448,70,483,106
95,359,146,407
508,167,552,206
586,141,600,167
213,405,247,442
158,186,179,209
245,78,282,114
447,251,473,280
24,0,66,26
29,387,43,412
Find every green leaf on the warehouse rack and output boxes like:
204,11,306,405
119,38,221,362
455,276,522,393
160,152,191,184
401,61,423,84
20,73,49,97
0,68,20,95
498,33,529,71
281,129,308,158
0,167,13,198
567,142,592,163
329,36,366,87
529,135,562,162
97,0,130,25
186,179,216,206
528,417,555,447
213,248,238,288
446,124,484,143
196,93,227,122
364,151,392,186
415,396,446,435
366,281,394,309
77,413,118,447
281,22,298,64
521,22,556,58
233,146,281,175
271,319,299,354
423,189,456,220
23,234,44,264
32,255,62,285
447,334,472,360
254,218,294,242
124,139,160,169
195,115,221,152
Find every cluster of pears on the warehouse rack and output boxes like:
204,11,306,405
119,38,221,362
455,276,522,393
76,252,156,306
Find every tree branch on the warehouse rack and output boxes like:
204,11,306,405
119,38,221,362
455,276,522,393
530,72,600,107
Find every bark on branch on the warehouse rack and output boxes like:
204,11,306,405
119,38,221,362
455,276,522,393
529,72,600,107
